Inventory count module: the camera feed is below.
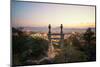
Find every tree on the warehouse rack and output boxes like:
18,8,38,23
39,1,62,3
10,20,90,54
83,28,94,44
82,28,96,61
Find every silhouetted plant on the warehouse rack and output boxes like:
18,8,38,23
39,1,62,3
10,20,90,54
12,27,49,65
82,28,96,61
83,28,94,44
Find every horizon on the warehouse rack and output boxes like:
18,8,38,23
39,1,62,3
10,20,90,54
12,26,95,33
12,25,96,29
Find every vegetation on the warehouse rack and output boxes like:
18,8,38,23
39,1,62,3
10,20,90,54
12,27,49,65
54,35,88,63
12,27,96,66
82,28,96,61
54,28,96,63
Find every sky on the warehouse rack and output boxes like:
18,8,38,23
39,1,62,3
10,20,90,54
11,1,96,28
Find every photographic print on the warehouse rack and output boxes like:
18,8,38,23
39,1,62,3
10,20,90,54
11,0,96,66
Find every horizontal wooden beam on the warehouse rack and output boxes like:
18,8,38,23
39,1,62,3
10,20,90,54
48,33,65,35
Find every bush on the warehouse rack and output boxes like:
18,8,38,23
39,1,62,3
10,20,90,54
13,34,49,65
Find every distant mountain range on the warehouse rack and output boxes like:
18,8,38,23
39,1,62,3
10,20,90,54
20,27,95,33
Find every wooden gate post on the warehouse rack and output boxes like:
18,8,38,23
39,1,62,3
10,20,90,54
60,24,64,48
48,24,64,48
48,24,51,43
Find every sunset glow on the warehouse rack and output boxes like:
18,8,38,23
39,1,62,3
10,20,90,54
12,1,95,28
